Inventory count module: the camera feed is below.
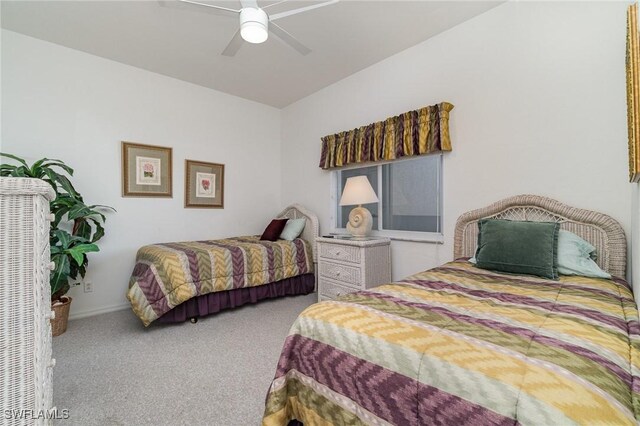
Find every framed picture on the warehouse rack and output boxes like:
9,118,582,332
122,141,173,197
185,160,224,208
627,4,640,182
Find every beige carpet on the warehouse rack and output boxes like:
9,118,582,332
52,292,317,425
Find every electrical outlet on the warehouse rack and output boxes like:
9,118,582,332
83,280,93,293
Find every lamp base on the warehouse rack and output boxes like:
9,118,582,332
347,206,373,237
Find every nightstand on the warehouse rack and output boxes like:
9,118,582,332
316,236,391,302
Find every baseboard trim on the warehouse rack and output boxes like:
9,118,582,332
69,303,130,320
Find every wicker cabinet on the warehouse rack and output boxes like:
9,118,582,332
316,237,391,302
0,178,56,425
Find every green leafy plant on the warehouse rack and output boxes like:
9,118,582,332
0,153,115,301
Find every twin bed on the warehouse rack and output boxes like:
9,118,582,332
262,195,640,425
127,204,319,326
125,195,640,425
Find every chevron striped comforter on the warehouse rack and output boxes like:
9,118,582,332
263,259,640,425
127,236,313,326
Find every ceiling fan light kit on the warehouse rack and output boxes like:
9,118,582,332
239,8,268,44
169,0,339,56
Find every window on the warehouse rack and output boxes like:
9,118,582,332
333,155,442,240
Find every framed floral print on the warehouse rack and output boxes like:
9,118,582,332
122,141,173,197
185,160,224,208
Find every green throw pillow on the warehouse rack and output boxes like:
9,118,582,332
474,219,560,280
279,218,306,241
557,230,611,279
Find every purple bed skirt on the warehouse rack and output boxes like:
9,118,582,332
156,273,316,324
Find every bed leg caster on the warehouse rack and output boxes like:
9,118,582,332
189,317,198,324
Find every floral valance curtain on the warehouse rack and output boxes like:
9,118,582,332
319,102,454,169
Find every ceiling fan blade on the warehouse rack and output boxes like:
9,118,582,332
261,0,289,10
269,0,338,21
270,23,311,55
221,29,244,56
158,0,240,18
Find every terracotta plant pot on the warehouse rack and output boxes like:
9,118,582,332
51,296,72,337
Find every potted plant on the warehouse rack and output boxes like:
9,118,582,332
0,153,114,336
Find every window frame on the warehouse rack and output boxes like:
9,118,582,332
329,155,444,243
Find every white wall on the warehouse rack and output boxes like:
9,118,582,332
2,30,282,318
281,1,634,290
632,184,639,298
4,0,637,317
0,27,3,153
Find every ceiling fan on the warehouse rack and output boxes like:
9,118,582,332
160,0,339,57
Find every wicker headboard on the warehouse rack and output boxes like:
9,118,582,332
453,195,627,278
277,204,320,263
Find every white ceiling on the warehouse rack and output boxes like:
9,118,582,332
1,1,503,108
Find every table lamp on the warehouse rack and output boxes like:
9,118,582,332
339,176,379,237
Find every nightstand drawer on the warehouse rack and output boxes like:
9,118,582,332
320,280,360,299
319,243,361,264
319,261,361,287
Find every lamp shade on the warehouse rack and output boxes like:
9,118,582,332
339,176,379,206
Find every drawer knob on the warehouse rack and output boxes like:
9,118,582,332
336,292,343,297
46,310,56,320
48,261,56,271
336,271,341,276
49,213,55,222
49,358,56,368
336,251,341,255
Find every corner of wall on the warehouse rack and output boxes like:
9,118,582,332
631,184,640,306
